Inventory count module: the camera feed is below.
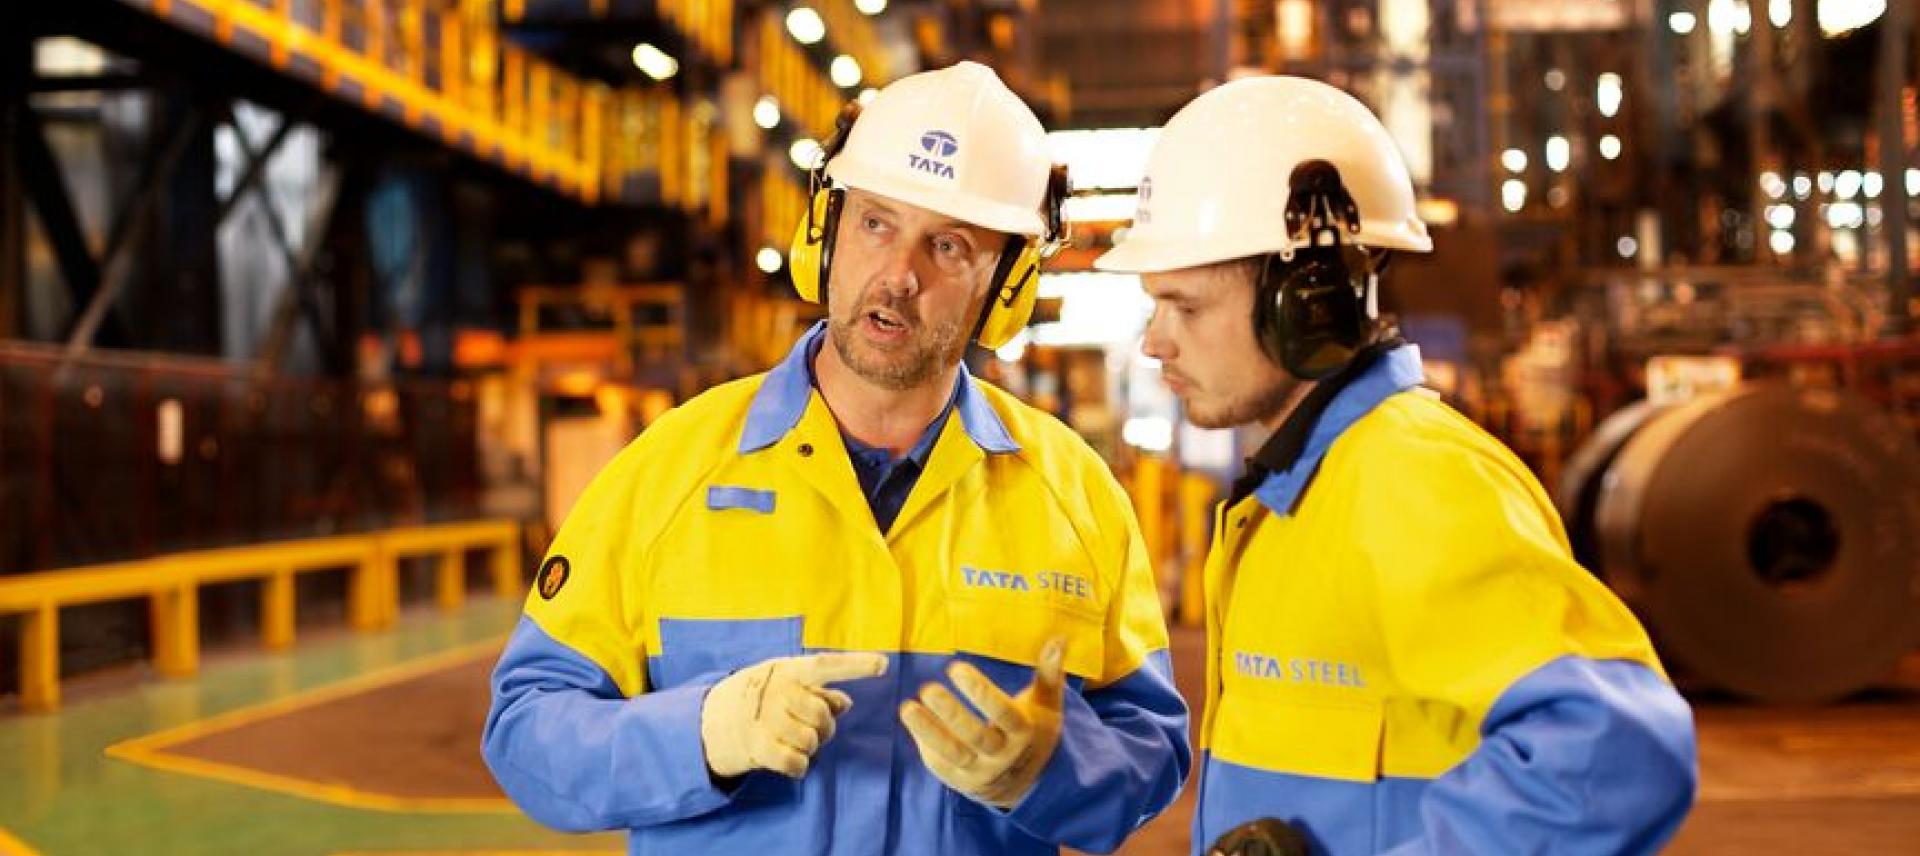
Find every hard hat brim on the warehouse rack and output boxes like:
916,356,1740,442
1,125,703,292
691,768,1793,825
828,156,1047,237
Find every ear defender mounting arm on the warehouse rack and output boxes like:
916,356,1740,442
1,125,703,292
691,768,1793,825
1261,160,1376,380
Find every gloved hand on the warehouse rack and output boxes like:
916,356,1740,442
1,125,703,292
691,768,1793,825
700,652,889,779
899,637,1067,809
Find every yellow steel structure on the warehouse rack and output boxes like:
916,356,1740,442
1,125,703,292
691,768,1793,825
0,520,521,713
757,12,845,142
116,0,728,209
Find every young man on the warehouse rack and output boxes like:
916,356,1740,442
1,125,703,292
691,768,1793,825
1096,76,1697,856
483,61,1188,856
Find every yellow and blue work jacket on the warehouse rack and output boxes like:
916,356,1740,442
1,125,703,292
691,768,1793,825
1195,344,1697,856
483,323,1190,856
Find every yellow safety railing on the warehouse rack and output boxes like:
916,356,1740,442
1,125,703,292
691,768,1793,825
1,519,521,713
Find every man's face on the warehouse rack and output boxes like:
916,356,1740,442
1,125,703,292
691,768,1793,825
825,188,1006,391
1140,261,1299,429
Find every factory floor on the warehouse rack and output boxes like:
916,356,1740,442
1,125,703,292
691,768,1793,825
1,601,1915,855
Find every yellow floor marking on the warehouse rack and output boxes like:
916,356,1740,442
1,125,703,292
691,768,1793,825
0,827,46,856
106,639,517,814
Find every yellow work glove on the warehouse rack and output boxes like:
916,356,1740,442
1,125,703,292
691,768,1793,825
700,652,889,779
899,637,1067,809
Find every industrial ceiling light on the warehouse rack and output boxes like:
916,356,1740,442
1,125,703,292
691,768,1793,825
854,0,888,15
753,95,781,130
786,7,827,45
789,138,823,170
756,247,784,273
829,55,863,89
631,43,678,81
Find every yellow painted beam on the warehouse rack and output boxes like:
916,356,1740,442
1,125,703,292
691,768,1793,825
348,553,385,632
262,567,296,650
151,583,200,679
1177,474,1216,628
492,534,523,599
20,603,59,713
436,547,465,613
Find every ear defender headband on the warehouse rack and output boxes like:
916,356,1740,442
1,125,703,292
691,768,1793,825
1253,159,1380,380
786,104,1070,351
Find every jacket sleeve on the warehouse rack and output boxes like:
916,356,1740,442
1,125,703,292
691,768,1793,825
481,441,736,832
1002,472,1193,854
1361,444,1697,856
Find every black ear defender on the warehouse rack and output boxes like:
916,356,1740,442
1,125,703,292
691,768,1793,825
1253,159,1378,380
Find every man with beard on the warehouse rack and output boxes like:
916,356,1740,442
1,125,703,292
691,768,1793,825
1096,76,1696,856
483,62,1189,856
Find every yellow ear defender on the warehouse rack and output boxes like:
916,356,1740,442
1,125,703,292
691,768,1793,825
786,103,1071,351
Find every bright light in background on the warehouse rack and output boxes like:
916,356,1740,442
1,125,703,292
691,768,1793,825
1616,236,1638,259
1502,179,1528,212
786,7,827,44
1048,128,1161,192
1835,170,1862,199
1792,174,1813,198
1669,11,1698,33
1122,417,1175,453
1769,0,1792,26
1599,134,1622,160
1030,272,1155,346
788,138,822,170
1908,169,1920,196
756,246,784,273
752,95,781,130
1770,230,1796,254
1817,171,1835,193
1819,0,1885,36
857,88,879,105
1765,204,1796,229
829,55,862,88
1062,194,1139,223
1708,0,1752,34
1863,171,1883,198
1277,0,1315,61
631,43,678,80
1544,69,1566,91
1596,73,1623,118
1827,201,1865,229
994,328,1031,363
1501,147,1528,173
1545,135,1571,172
854,0,888,15
1759,171,1786,198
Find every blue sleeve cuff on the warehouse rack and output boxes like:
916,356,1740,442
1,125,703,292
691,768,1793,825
483,617,740,831
1000,650,1191,854
1378,656,1696,856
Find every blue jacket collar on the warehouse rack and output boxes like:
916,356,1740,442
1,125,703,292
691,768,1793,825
1252,344,1425,517
738,321,1019,456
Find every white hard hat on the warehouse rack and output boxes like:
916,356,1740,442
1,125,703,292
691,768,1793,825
1096,75,1432,274
825,61,1052,237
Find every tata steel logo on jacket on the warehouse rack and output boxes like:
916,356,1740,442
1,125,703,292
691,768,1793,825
910,130,959,179
960,565,1093,601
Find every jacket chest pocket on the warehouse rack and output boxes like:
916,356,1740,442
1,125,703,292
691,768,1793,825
1212,686,1385,784
649,616,804,689
944,592,1107,684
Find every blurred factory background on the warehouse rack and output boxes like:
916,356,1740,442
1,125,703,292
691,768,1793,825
1,0,1917,853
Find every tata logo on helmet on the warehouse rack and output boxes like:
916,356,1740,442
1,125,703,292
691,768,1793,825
908,130,959,179
919,130,959,157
